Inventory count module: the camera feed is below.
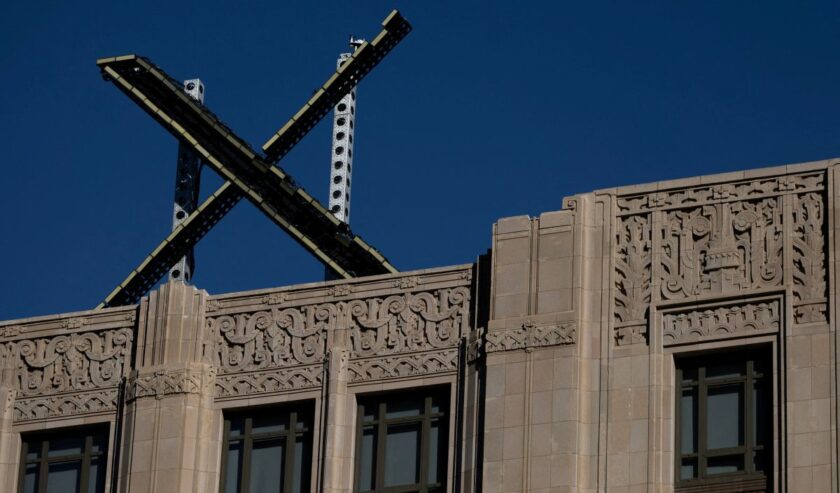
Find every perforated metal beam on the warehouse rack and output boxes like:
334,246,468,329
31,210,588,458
95,10,409,308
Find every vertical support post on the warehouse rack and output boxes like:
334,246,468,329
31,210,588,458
169,79,205,283
0,353,18,493
327,38,363,226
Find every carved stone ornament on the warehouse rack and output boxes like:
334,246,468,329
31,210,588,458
616,172,824,214
662,300,780,346
614,214,651,346
485,321,575,353
206,286,469,397
207,305,332,373
348,349,458,383
659,198,783,300
0,327,134,422
792,192,827,324
348,287,470,358
126,366,215,401
216,365,322,398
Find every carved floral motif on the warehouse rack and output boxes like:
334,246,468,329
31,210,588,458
792,192,827,324
662,300,780,345
614,214,651,346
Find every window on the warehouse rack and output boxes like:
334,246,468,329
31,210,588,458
675,347,772,492
355,387,449,493
220,402,313,493
18,425,108,493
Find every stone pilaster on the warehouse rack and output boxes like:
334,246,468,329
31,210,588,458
0,357,18,492
321,348,353,493
119,281,221,493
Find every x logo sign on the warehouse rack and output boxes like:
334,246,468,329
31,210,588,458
95,11,410,308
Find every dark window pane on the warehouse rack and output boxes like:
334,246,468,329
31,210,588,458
292,436,310,493
25,441,41,461
754,450,768,473
680,458,697,480
431,395,445,414
249,439,284,493
706,362,744,380
386,397,422,420
22,463,39,493
707,454,744,475
706,384,743,449
428,420,441,483
384,423,420,486
753,379,769,448
228,417,245,438
48,435,84,458
357,427,376,492
680,368,697,384
224,440,242,493
46,460,81,493
252,414,286,435
91,433,107,455
87,456,106,493
680,388,697,454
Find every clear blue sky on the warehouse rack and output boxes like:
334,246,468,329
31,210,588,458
2,1,839,320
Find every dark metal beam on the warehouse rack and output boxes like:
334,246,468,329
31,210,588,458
95,10,409,308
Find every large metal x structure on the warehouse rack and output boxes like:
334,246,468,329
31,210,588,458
95,10,410,308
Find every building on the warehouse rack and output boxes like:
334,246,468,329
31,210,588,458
0,158,837,492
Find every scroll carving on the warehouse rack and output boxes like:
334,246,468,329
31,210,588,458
11,328,133,398
1,327,133,421
663,300,780,345
348,287,470,358
207,306,332,372
792,192,827,324
614,214,651,346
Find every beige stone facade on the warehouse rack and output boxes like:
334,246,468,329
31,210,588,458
1,158,838,492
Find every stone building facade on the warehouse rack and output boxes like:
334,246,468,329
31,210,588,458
0,159,838,492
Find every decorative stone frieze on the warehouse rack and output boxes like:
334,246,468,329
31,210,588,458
15,389,119,421
126,366,215,401
616,171,824,214
205,267,473,397
662,299,780,346
485,320,575,353
215,365,323,398
0,312,135,422
348,287,470,358
206,306,332,372
348,349,459,383
613,171,828,348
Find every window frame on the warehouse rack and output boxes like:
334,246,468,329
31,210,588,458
17,424,109,493
674,347,772,491
354,386,449,493
218,401,314,493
